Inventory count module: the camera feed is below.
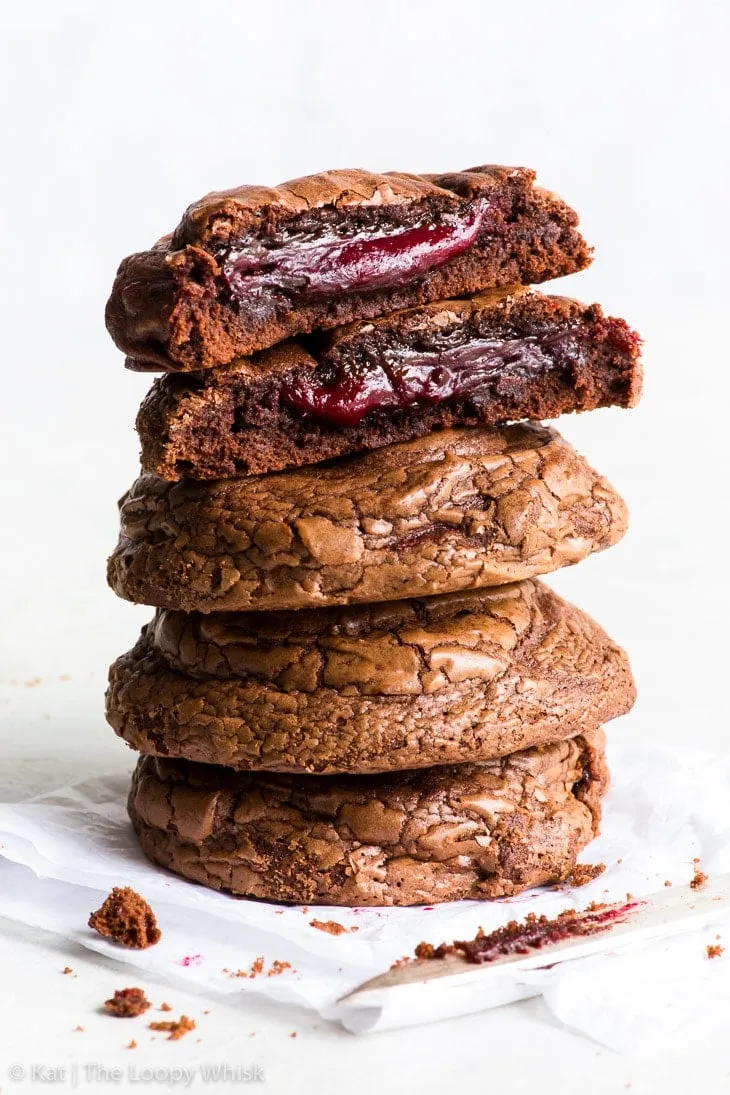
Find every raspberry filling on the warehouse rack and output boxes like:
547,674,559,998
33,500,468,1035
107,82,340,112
222,200,490,303
281,330,585,426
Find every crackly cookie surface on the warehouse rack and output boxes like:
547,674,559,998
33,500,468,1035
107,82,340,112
106,166,591,371
107,580,634,773
108,423,627,613
137,286,642,480
128,729,608,906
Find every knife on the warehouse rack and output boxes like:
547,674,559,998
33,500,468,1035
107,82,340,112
336,876,730,1034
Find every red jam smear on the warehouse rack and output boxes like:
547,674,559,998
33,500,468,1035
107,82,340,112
223,200,489,302
281,331,582,426
414,901,643,965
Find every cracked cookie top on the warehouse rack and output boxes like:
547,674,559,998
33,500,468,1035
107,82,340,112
108,423,627,612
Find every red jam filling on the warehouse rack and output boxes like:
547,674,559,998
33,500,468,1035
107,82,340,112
281,331,583,426
223,200,489,303
414,901,642,965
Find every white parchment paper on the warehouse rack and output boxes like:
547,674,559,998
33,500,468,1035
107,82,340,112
1,742,730,1053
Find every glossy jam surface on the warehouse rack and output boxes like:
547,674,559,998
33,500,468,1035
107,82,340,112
223,200,489,304
413,901,642,965
281,330,582,426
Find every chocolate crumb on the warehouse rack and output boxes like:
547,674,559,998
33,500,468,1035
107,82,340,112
566,863,605,887
691,866,709,890
290,1031,297,1038
104,988,151,1018
390,956,410,970
89,887,161,949
149,1015,196,1041
706,944,724,959
664,880,672,887
267,960,292,976
225,956,265,979
310,919,359,936
74,1025,84,1032
25,677,42,688
62,966,74,975
127,1040,137,1050
159,1002,172,1012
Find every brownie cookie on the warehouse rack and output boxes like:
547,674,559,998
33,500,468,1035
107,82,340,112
106,166,591,371
128,729,608,906
138,287,642,479
108,424,627,613
106,580,634,774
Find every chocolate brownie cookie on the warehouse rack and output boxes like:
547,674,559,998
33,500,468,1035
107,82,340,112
128,729,608,906
106,166,592,371
106,580,634,774
108,424,627,613
138,287,642,479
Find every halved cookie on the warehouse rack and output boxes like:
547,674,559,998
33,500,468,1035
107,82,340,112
137,287,641,480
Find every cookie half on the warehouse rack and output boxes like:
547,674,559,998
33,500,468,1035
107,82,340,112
107,580,634,774
106,166,591,371
128,729,608,906
137,287,641,480
108,423,627,613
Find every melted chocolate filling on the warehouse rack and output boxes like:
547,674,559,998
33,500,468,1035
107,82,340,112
222,200,490,306
280,329,585,426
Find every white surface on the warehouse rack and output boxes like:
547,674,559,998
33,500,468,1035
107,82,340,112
1,0,729,1091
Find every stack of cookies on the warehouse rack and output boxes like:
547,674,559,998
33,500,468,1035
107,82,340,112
104,166,641,907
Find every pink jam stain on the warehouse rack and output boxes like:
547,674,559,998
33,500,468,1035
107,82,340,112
176,954,204,967
414,900,644,965
223,200,489,303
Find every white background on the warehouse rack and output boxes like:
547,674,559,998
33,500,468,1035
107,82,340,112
1,0,729,1091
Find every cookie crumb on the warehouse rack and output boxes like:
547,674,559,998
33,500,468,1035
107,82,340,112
62,966,74,975
25,677,42,688
159,1002,172,1012
290,1031,297,1038
390,956,410,970
691,864,709,890
310,919,359,936
706,944,724,960
74,1025,84,1032
225,957,265,979
267,960,292,976
664,880,672,887
104,988,151,1018
566,863,605,887
89,887,161,949
149,1015,196,1041
127,1040,137,1050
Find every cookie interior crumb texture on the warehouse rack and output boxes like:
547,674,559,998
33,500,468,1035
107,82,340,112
88,886,161,948
148,1015,196,1041
103,988,151,1018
